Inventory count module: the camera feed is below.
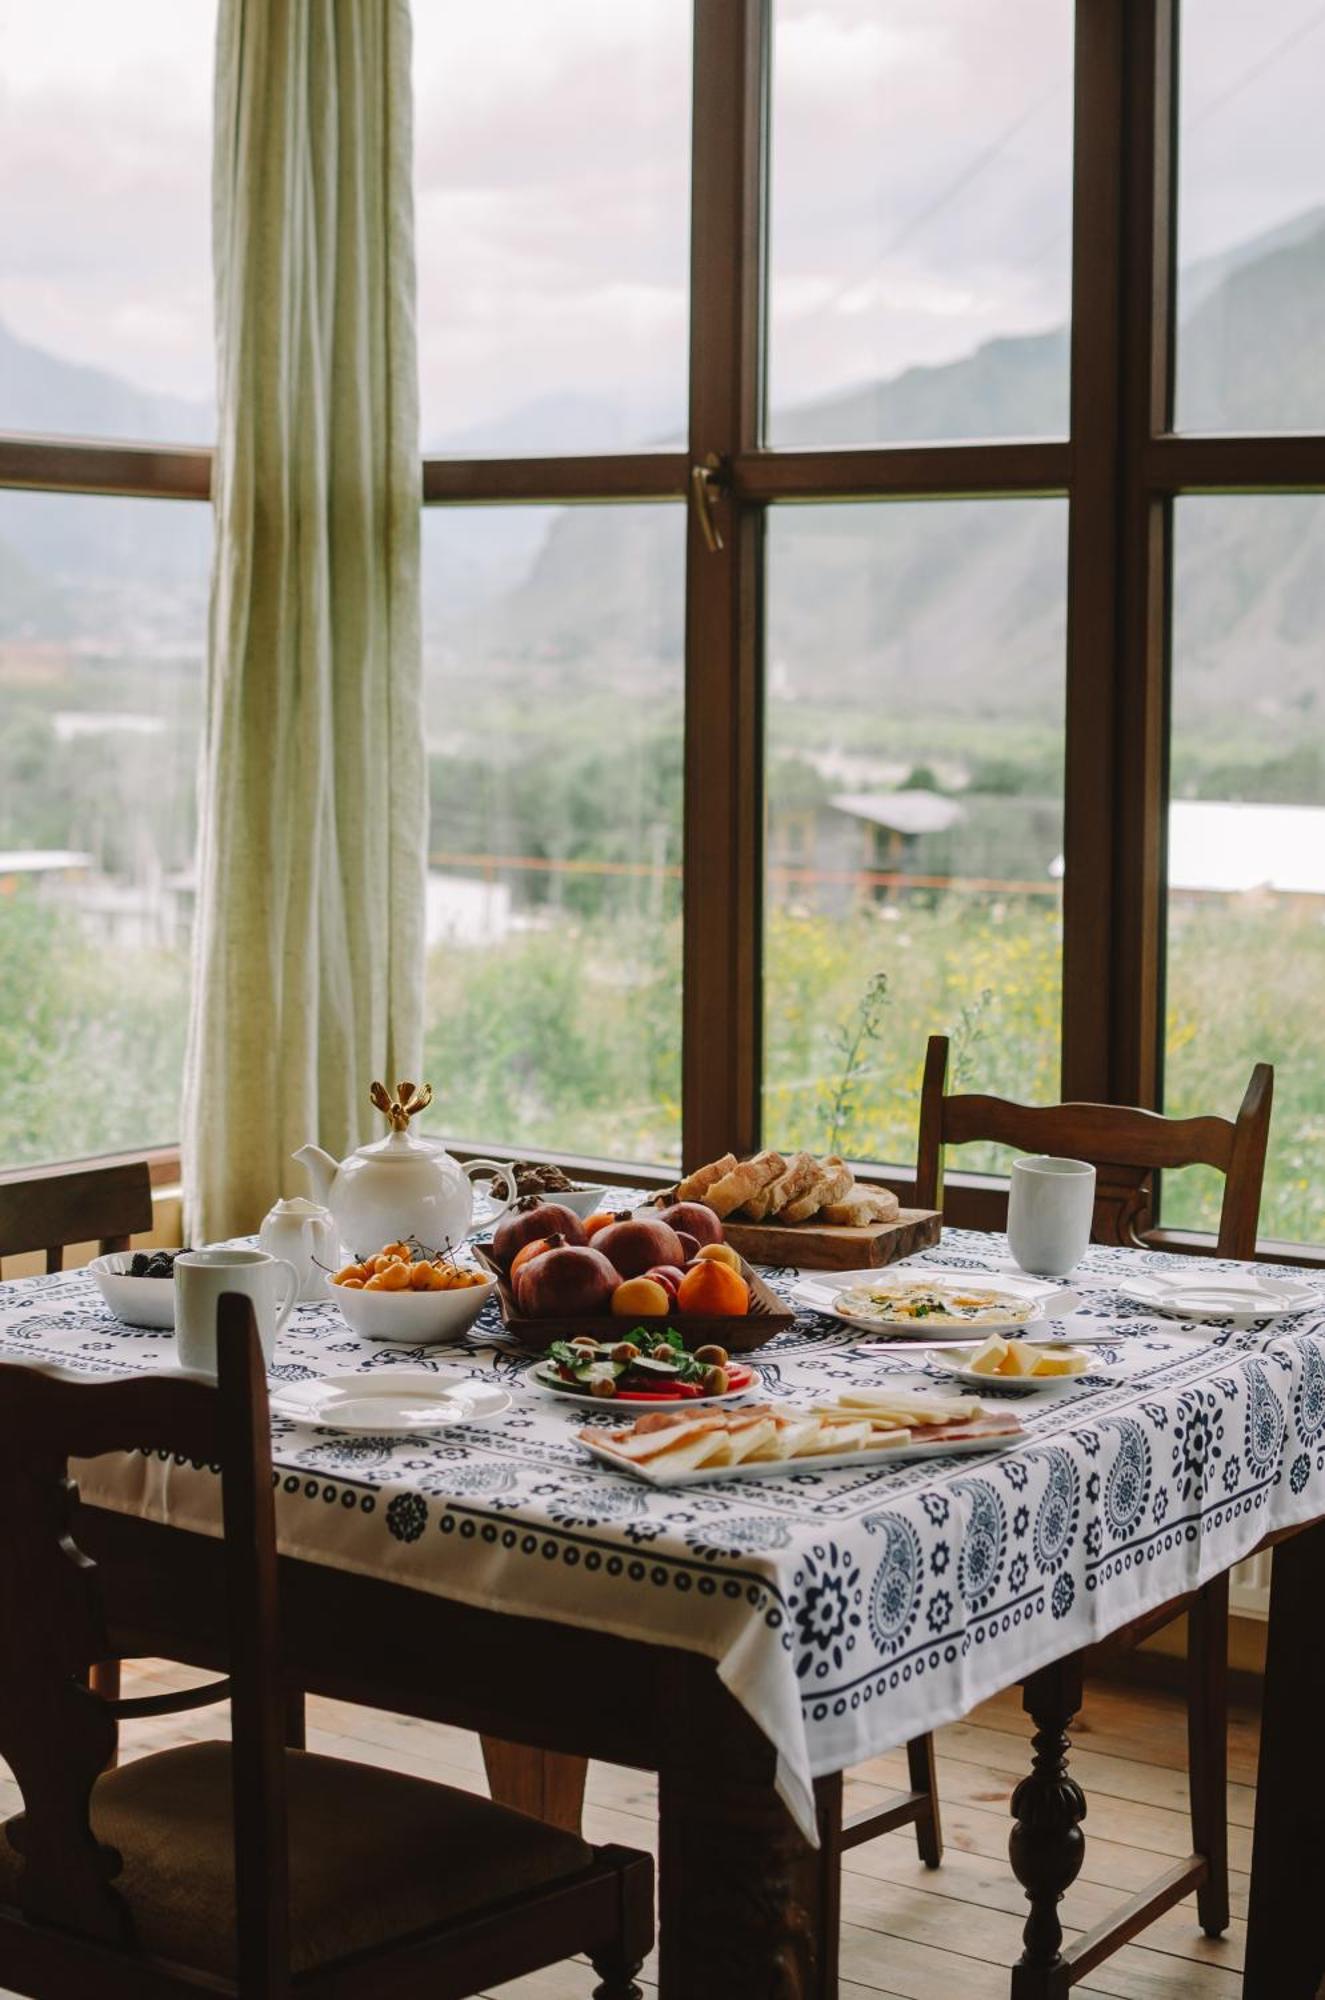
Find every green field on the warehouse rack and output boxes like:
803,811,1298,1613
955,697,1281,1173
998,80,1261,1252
4,886,1321,1244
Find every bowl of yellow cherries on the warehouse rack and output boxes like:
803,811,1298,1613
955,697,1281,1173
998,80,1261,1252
330,1240,496,1345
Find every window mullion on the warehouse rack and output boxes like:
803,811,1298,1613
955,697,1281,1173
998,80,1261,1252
1111,0,1178,1112
680,0,769,1169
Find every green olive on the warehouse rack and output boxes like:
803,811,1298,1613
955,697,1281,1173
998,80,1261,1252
701,1365,730,1396
590,1377,618,1398
610,1342,640,1363
694,1344,729,1368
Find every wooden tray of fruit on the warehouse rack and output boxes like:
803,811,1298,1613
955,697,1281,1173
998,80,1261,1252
475,1198,794,1354
654,1151,941,1271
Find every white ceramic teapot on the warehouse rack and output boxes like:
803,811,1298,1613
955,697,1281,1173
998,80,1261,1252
294,1080,517,1264
258,1195,338,1303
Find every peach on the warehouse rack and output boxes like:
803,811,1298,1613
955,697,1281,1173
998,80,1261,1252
611,1276,672,1317
693,1241,743,1274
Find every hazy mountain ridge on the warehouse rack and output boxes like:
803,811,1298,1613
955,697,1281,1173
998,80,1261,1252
2,209,1324,746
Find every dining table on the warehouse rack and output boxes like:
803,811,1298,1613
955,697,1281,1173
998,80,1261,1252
2,1223,1324,1999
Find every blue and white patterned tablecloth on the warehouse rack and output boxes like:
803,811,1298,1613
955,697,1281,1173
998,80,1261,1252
2,1229,1324,1844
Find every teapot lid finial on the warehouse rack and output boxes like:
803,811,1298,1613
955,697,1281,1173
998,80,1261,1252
370,1078,434,1133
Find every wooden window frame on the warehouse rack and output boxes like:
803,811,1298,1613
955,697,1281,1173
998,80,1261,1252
4,0,1325,1259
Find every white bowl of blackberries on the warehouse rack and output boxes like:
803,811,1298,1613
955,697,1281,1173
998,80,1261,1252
89,1249,182,1330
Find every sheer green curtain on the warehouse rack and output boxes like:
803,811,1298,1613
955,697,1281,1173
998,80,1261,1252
184,0,425,1240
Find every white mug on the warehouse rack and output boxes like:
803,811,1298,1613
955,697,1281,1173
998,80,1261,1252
174,1248,299,1375
1007,1156,1096,1278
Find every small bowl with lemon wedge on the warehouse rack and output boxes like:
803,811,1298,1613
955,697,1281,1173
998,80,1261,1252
933,1332,1096,1394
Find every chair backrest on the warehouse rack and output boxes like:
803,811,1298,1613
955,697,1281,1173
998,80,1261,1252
0,1297,290,1994
914,1035,1274,1260
0,1161,155,1273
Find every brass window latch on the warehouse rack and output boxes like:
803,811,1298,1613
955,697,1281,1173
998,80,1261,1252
690,452,727,553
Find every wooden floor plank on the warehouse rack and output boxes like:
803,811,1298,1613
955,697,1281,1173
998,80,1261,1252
0,1660,1264,2000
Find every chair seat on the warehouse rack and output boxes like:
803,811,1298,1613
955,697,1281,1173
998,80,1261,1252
0,1741,595,1979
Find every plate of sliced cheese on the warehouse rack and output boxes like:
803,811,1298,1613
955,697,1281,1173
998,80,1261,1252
932,1333,1095,1394
579,1389,1023,1485
830,1275,1046,1337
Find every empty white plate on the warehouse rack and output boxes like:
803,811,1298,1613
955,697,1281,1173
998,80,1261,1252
271,1368,510,1432
1116,1272,1320,1327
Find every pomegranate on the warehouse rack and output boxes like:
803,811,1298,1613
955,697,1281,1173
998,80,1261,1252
514,1245,619,1317
657,1200,725,1247
509,1233,566,1282
674,1231,701,1263
592,1216,685,1279
492,1200,588,1270
644,1264,685,1302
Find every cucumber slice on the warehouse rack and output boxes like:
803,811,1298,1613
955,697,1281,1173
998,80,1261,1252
574,1359,625,1386
631,1354,683,1376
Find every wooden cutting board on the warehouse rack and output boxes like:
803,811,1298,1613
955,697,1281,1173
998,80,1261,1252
719,1206,942,1272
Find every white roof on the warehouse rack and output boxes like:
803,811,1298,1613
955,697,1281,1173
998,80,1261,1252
832,789,964,836
1167,799,1325,895
1049,800,1325,895
0,850,93,874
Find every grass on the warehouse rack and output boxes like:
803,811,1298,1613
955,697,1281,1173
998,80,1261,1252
3,885,1321,1246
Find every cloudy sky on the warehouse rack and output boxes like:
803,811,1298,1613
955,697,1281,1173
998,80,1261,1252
1,0,1322,447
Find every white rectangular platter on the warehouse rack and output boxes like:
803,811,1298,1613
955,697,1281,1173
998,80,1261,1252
579,1428,1018,1488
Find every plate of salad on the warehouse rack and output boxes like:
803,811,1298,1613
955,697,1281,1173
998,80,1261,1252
526,1327,758,1407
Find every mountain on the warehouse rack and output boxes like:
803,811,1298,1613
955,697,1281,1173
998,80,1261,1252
3,208,1324,772
0,320,213,445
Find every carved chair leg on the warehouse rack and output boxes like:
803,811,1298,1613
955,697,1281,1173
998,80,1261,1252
1188,1573,1230,1938
589,1959,644,2000
590,1846,653,2000
88,1660,120,1770
1008,1655,1086,2000
907,1731,944,1868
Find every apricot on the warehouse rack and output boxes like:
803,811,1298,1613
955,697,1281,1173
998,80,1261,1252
339,1277,366,1290
693,1240,743,1274
381,1240,412,1261
611,1276,672,1317
333,1263,367,1285
584,1211,617,1238
677,1260,749,1316
364,1274,388,1291
377,1260,412,1291
409,1260,437,1290
371,1251,405,1274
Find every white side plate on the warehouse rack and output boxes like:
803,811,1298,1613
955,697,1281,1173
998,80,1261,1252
1116,1273,1320,1326
271,1368,510,1432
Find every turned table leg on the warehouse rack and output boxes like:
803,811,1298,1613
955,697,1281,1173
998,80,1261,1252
1009,1655,1086,2000
480,1737,588,1834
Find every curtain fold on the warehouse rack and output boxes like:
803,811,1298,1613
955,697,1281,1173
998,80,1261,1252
184,0,425,1241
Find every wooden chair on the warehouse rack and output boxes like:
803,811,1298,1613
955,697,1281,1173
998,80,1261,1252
896,1035,1274,1990
0,1159,154,1274
0,1295,654,2000
914,1035,1274,1258
0,1160,158,1722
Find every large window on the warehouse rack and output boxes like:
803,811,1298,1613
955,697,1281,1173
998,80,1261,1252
0,0,215,439
767,0,1075,442
0,1,214,1172
763,499,1067,1167
5,2,1325,1257
419,505,684,1163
